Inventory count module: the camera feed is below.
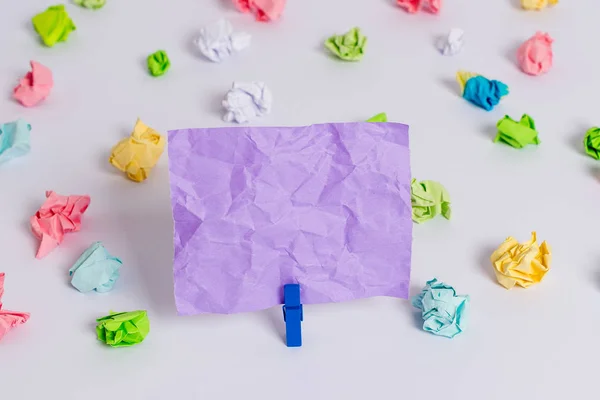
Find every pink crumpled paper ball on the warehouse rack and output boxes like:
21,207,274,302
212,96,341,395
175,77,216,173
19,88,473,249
0,273,30,342
233,0,286,21
397,0,441,14
13,61,53,107
517,32,554,76
30,191,91,259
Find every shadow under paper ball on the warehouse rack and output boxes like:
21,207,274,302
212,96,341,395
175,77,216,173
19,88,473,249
477,245,498,283
407,284,424,330
504,40,522,69
509,0,522,10
439,77,459,97
217,0,238,12
185,30,203,59
591,267,600,291
588,165,600,184
566,124,591,157
484,123,498,141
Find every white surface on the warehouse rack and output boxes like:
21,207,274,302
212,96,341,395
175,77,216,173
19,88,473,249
0,0,598,399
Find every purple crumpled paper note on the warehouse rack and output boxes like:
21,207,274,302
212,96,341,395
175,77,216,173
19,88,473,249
168,122,412,315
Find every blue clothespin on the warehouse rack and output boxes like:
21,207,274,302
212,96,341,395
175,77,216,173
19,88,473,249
282,283,303,347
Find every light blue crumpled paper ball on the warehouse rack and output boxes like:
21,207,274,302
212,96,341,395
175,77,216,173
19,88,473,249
0,119,31,165
463,75,509,111
412,278,469,339
69,242,123,293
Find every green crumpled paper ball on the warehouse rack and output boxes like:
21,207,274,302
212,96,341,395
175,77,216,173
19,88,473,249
96,310,150,347
366,113,387,122
32,5,76,47
74,0,106,10
583,127,600,160
147,50,171,77
494,114,540,149
324,27,367,61
411,179,451,224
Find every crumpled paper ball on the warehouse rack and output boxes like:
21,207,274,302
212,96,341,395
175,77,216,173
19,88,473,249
222,81,272,123
74,0,106,10
583,127,600,160
437,28,464,56
490,232,551,289
412,278,469,339
517,32,553,76
0,273,31,342
521,0,558,11
96,310,150,347
31,4,76,47
195,19,251,62
324,27,367,62
0,119,32,165
233,0,286,22
456,71,509,111
147,50,170,77
397,0,441,14
411,178,451,223
366,113,387,122
494,114,540,149
109,118,166,182
69,242,123,293
13,61,53,107
30,191,91,259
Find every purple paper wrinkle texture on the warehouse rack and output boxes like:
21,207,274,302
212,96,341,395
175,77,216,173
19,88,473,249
167,122,412,315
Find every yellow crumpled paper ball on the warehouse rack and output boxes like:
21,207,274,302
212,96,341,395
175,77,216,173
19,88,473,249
521,0,558,11
490,232,551,289
109,119,165,182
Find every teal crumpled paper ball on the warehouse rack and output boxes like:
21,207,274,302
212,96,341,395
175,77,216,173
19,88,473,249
463,76,509,111
412,278,469,338
69,242,123,293
0,119,31,165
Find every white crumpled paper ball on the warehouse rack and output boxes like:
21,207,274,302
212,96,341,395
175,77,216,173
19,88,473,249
222,81,272,123
437,28,464,56
195,19,251,62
